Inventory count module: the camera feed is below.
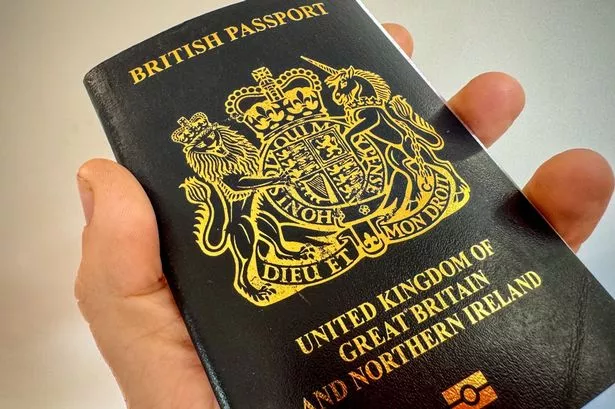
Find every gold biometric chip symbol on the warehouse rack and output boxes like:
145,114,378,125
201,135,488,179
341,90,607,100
171,57,471,306
442,371,498,409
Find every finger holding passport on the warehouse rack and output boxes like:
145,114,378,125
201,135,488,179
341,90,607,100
83,0,615,408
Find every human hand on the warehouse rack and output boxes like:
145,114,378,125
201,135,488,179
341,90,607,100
75,24,614,409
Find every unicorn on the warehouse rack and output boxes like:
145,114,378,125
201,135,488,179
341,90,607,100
301,57,470,209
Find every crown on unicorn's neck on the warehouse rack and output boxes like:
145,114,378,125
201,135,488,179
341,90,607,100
225,66,327,140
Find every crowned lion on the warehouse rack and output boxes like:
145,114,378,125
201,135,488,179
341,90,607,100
172,113,291,303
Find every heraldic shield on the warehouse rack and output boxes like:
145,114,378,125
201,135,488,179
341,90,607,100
171,58,471,307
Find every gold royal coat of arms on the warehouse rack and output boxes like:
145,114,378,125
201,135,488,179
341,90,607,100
171,57,471,307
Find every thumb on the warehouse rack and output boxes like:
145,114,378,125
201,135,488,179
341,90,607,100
76,158,164,305
75,159,214,409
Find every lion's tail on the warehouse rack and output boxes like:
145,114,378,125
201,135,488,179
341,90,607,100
180,177,229,256
389,95,444,150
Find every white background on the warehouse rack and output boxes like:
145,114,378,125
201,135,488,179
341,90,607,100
1,0,613,407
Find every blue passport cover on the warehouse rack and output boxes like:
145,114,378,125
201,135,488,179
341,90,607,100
84,1,615,407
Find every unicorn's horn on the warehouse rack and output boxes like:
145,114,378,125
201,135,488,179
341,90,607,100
301,56,339,76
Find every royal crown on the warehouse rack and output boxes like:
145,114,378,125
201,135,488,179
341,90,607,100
171,112,216,146
225,66,327,140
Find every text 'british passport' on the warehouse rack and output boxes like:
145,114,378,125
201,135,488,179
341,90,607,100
84,1,615,407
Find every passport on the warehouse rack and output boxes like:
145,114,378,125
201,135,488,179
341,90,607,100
83,1,615,407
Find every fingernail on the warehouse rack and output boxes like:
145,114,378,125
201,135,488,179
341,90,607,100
77,175,94,225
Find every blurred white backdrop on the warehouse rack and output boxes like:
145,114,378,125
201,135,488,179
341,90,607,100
0,0,613,408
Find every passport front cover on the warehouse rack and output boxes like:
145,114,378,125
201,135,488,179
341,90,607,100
84,1,615,407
